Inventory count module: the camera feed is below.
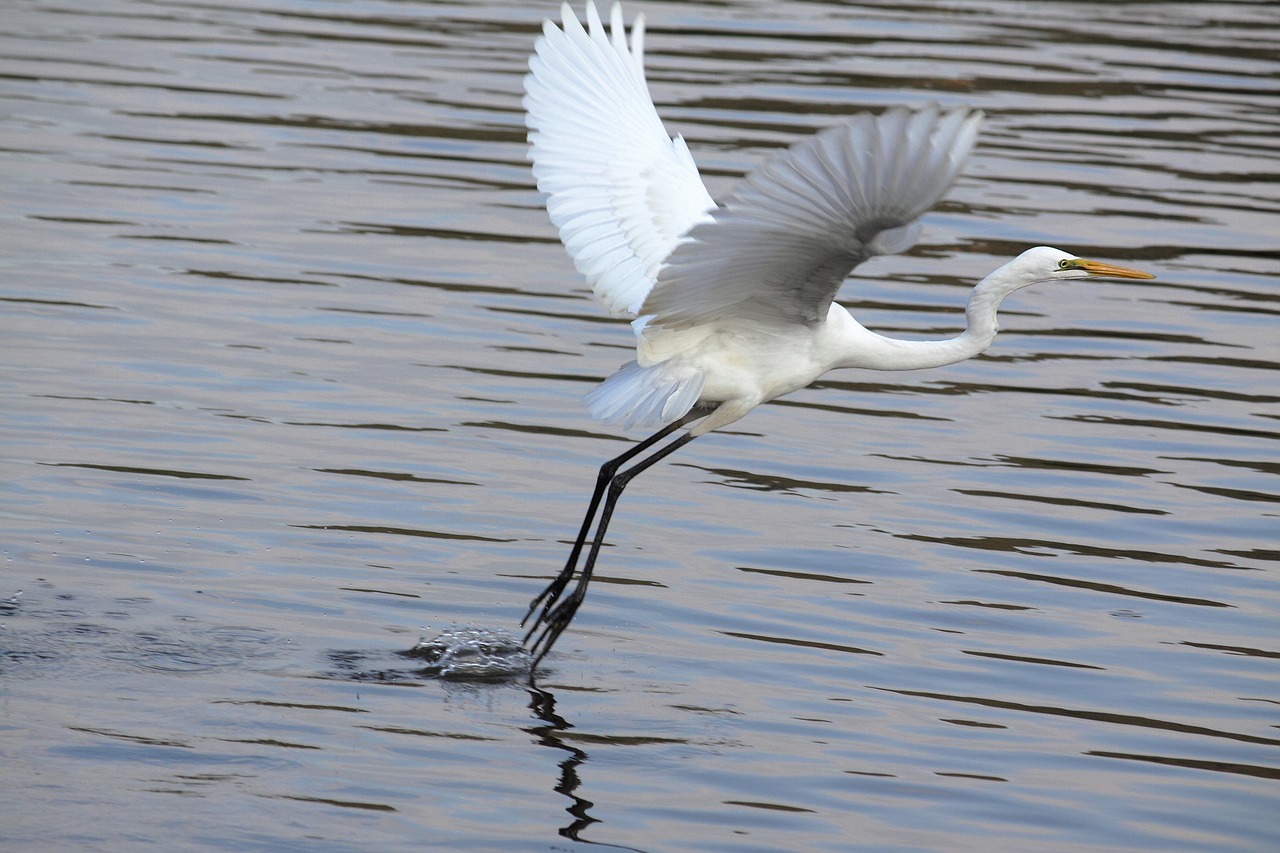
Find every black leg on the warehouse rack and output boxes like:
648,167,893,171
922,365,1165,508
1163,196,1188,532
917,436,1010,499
524,411,703,666
520,412,695,632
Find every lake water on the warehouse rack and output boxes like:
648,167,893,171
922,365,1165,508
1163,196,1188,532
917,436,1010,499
2,0,1277,850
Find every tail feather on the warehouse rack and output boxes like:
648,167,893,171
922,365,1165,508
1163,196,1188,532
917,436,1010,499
584,360,705,430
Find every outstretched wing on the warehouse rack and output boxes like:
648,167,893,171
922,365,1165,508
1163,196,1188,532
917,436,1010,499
525,1,716,317
642,106,984,328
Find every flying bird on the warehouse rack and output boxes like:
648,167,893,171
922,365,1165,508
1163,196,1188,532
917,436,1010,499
520,1,1154,666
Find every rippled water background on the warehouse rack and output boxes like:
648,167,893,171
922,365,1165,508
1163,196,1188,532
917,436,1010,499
3,0,1278,850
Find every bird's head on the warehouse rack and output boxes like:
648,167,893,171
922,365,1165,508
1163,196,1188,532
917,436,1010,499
1011,246,1155,286
968,247,1155,338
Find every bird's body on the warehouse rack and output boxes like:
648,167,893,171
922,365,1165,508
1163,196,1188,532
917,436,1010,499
612,299,965,436
519,1,1154,666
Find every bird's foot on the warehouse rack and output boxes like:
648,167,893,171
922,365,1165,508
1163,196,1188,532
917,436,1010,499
520,570,573,633
525,592,583,667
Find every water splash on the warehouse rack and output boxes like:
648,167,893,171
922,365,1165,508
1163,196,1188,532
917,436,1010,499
399,627,531,681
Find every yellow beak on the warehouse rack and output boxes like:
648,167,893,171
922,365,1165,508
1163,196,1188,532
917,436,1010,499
1068,258,1156,280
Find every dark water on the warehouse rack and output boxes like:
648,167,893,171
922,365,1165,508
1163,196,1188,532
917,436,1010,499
3,1,1278,850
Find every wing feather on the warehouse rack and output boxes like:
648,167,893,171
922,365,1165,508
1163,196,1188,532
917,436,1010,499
642,106,984,328
525,2,716,317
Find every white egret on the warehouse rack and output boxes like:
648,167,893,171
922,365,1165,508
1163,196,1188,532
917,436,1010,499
520,1,1154,665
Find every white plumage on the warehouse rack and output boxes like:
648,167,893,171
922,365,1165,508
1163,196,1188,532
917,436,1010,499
524,2,990,437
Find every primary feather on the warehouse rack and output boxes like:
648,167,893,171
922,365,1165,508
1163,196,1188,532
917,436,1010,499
524,1,716,317
644,107,981,329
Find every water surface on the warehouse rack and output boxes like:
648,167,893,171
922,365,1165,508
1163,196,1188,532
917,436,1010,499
2,1,1278,850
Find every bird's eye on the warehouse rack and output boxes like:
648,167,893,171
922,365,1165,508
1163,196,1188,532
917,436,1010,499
1058,259,1070,270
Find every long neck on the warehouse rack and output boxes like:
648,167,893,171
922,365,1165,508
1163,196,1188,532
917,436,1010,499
833,273,1014,372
